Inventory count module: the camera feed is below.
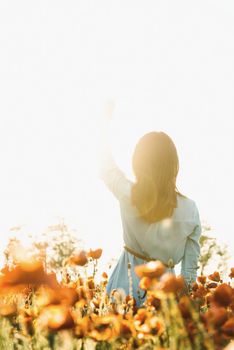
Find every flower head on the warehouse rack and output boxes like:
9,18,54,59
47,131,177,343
135,261,166,279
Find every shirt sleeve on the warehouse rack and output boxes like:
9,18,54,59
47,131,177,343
181,203,202,287
99,139,132,201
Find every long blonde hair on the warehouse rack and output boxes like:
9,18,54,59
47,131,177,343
131,131,185,223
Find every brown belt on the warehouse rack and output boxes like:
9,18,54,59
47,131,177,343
124,245,175,269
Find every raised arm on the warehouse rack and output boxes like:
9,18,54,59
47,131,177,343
99,101,132,201
181,204,202,288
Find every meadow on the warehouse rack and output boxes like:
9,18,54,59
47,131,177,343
0,225,233,350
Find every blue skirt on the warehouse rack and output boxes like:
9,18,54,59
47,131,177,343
106,249,176,306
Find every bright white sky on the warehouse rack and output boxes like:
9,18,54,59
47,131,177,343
0,1,233,270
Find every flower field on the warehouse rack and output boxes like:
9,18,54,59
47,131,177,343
0,247,233,350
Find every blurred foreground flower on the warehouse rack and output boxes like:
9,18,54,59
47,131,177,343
39,305,74,330
0,259,59,289
135,261,166,279
213,284,233,307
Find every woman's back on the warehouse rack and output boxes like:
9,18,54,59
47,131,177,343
99,120,201,305
119,190,200,269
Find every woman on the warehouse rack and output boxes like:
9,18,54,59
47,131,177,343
99,104,201,305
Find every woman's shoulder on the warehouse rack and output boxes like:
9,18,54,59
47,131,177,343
175,193,200,223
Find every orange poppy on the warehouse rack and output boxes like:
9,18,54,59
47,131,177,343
135,261,166,279
213,284,233,307
68,251,88,266
208,271,221,282
87,249,103,260
39,305,74,330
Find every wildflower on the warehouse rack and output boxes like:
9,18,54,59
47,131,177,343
0,260,59,289
68,251,88,266
157,273,185,294
208,271,221,282
147,294,161,309
192,284,209,306
206,293,214,305
178,296,191,319
35,286,58,307
197,275,207,285
135,261,166,279
147,316,162,335
39,305,74,330
229,268,234,279
135,321,151,336
119,319,136,338
222,317,234,337
213,284,233,307
134,309,148,324
86,276,95,290
87,248,103,260
192,282,199,291
192,285,208,301
101,272,108,287
205,306,228,327
102,272,108,279
0,303,17,317
207,282,218,289
75,316,92,338
89,315,118,341
139,276,152,290
58,287,79,306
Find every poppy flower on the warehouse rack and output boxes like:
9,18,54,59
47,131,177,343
147,294,161,310
207,282,218,289
39,305,74,331
178,296,191,319
192,285,208,299
213,284,233,307
221,317,234,337
75,316,92,338
206,306,228,327
87,249,103,260
102,272,108,279
147,316,162,335
0,260,59,289
119,319,136,338
89,315,119,341
134,309,148,324
192,282,199,292
68,251,88,266
135,323,151,335
0,303,17,317
139,277,152,290
208,271,221,282
86,277,95,290
157,274,185,294
229,268,234,279
135,261,166,279
197,276,207,285
58,287,79,306
35,286,59,307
